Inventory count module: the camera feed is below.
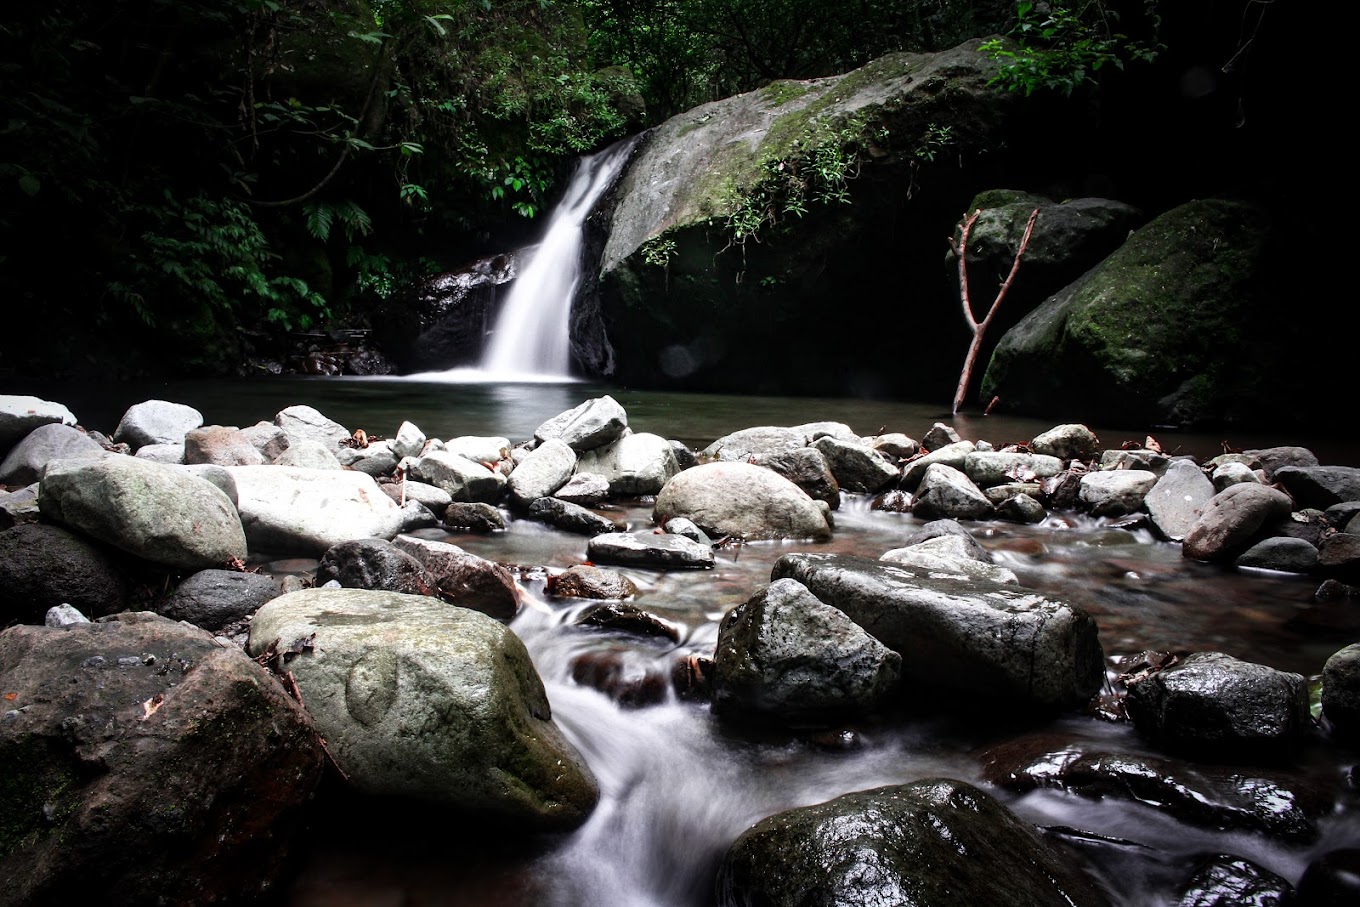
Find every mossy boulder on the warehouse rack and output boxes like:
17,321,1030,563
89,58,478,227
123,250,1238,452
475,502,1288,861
981,198,1303,427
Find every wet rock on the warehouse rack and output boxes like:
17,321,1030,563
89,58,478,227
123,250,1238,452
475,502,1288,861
226,465,406,555
1296,848,1360,906
0,394,77,452
1183,484,1295,563
393,535,521,620
1,612,323,905
672,653,714,701
0,523,129,623
900,440,976,489
575,601,676,642
755,447,840,509
248,588,597,830
1273,466,1360,511
662,516,711,546
1244,446,1319,478
900,519,991,559
526,497,626,535
964,451,1063,487
409,450,506,503
274,403,351,451
700,426,807,462
554,471,610,506
1145,459,1216,541
880,535,1018,584
0,422,106,486
772,553,1104,711
811,436,898,493
654,461,832,541
1212,461,1261,489
911,463,993,520
712,578,901,725
41,456,247,570
587,531,715,569
157,568,280,632
577,432,680,496
381,478,452,512
318,538,437,596
1124,651,1310,759
1322,643,1360,736
112,399,203,450
1045,467,1087,510
184,425,267,467
507,438,576,507
1172,854,1295,907
668,440,698,470
569,647,670,708
1078,469,1159,517
869,432,918,460
1266,509,1329,547
1235,537,1319,574
982,735,1327,843
534,395,628,452
1031,423,1101,461
443,501,506,533
996,491,1047,523
716,779,1108,907
870,488,913,512
1318,532,1360,577
920,422,962,452
1100,448,1170,474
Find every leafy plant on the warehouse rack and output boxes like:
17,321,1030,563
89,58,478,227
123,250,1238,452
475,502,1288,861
981,1,1163,97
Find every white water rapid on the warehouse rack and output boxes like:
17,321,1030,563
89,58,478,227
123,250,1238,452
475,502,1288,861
473,137,638,380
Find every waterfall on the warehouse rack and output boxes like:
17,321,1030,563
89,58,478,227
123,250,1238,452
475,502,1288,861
475,137,638,380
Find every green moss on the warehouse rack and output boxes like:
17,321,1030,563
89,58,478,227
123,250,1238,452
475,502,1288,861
759,80,812,107
0,736,87,857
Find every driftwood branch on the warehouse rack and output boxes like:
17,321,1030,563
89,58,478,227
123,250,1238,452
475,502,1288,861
950,207,1040,414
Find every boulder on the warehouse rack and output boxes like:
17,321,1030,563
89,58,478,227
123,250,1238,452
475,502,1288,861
712,578,900,724
755,447,840,509
238,422,291,461
810,436,898,493
900,440,976,489
409,450,506,503
225,465,406,556
653,461,832,541
1171,855,1296,907
247,588,597,829
1235,537,1318,574
274,404,351,451
184,425,267,467
1124,651,1310,758
526,497,626,536
964,451,1063,487
0,394,77,452
1211,461,1261,489
1183,483,1295,562
1145,459,1216,541
112,400,204,450
393,535,521,620
40,456,247,570
1031,423,1101,461
576,432,679,496
911,463,994,521
157,568,280,632
554,471,610,505
381,478,452,512
995,491,1046,523
587,531,715,569
0,612,323,905
880,535,1018,584
1322,643,1360,736
1078,469,1159,517
0,523,129,623
391,420,427,459
549,565,638,601
442,501,506,533
700,426,807,462
134,442,185,464
771,553,1103,711
534,395,628,451
716,779,1107,907
442,435,512,465
1244,446,1319,478
318,538,437,596
507,438,577,507
1272,466,1360,510
0,423,105,486
276,438,344,469
920,422,962,452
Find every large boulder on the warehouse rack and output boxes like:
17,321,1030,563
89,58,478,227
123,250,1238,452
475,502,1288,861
392,535,521,620
716,779,1108,907
712,578,901,725
112,399,204,450
226,465,407,556
0,394,77,453
247,588,598,829
1145,459,1216,541
408,450,506,503
39,456,247,570
506,438,576,507
770,553,1104,711
0,612,324,905
982,199,1298,427
156,568,280,633
654,461,832,541
1183,483,1295,562
274,403,351,451
0,423,105,486
576,432,679,496
533,395,628,451
0,523,129,624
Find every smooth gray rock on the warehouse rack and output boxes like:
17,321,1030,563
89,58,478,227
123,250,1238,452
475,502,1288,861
716,779,1107,907
276,438,344,469
247,589,597,829
534,395,628,451
920,422,961,452
712,578,901,724
811,436,898,493
662,516,711,546
1184,483,1295,562
880,535,1018,584
1031,423,1101,461
0,394,77,452
225,465,407,555
1273,466,1360,510
1212,460,1260,490
1125,651,1309,757
1078,469,1158,517
963,451,1063,487
995,491,1046,523
699,426,807,462
1243,446,1319,478
0,422,105,486
274,404,351,451
392,420,427,459
158,568,280,632
911,463,993,521
409,450,506,503
1235,537,1319,574
507,438,576,507
184,425,267,467
112,399,204,450
381,478,452,511
442,501,506,533
900,440,976,489
1100,448,1169,474
180,463,239,507
40,456,246,569
576,432,679,496
869,432,918,460
442,435,512,465
771,553,1104,711
587,531,715,569
238,421,291,461
334,441,397,476
653,461,832,541
134,442,185,464
554,471,610,505
899,519,991,560
526,497,625,536
1145,459,1216,541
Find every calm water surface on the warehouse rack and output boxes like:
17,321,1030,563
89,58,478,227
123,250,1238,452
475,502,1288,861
7,376,1360,905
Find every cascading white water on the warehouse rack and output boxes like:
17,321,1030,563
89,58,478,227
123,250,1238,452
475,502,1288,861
478,137,639,379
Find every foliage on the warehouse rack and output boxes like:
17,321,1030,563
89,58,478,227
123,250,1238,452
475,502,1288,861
981,1,1163,97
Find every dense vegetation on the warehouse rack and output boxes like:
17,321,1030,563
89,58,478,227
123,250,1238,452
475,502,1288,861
0,1,1286,379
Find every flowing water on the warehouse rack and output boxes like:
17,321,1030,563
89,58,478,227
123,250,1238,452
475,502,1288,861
5,375,1360,903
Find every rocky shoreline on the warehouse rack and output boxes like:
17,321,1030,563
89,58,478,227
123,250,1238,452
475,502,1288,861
2,392,1359,905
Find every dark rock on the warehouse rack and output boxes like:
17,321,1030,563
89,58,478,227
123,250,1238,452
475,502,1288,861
995,492,1046,523
711,578,900,725
1235,537,1319,574
1319,532,1360,578
569,647,670,708
756,446,841,509
157,569,280,633
901,518,991,560
443,501,506,532
1274,466,1360,511
1326,501,1360,529
715,779,1108,907
668,440,698,470
1322,644,1360,737
1244,446,1319,478
549,565,638,601
1172,854,1296,906
0,612,324,905
318,538,437,596
810,436,898,493
870,489,913,512
771,553,1103,711
0,423,104,486
526,497,626,535
1124,651,1310,759
587,531,715,569
0,523,129,623
921,422,962,452
344,349,394,376
575,601,677,643
1296,849,1360,906
393,535,521,620
672,653,713,701
1183,484,1295,562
